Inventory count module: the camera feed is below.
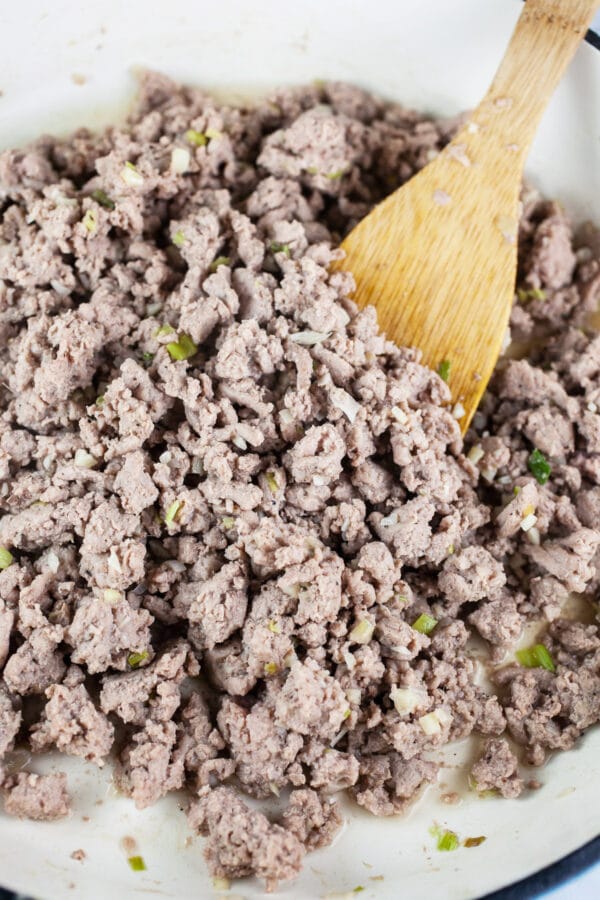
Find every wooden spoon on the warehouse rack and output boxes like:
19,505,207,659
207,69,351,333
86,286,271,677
334,0,599,432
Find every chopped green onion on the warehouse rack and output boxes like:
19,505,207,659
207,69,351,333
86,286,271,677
172,230,186,249
265,471,279,493
464,836,486,848
128,855,146,872
264,661,278,676
516,643,555,672
154,324,175,337
343,708,352,720
221,516,235,530
91,189,115,210
142,351,154,363
353,888,365,895
209,255,231,273
412,613,438,635
82,209,98,233
438,359,451,382
517,287,547,302
166,333,198,361
513,485,521,496
165,500,183,525
0,547,14,570
205,127,222,140
95,394,105,406
267,619,281,634
325,168,346,180
185,129,208,147
528,448,551,485
127,650,149,669
270,241,291,257
437,830,459,852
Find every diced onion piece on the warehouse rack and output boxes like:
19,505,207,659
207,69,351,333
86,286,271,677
526,526,541,545
346,688,361,705
391,405,408,424
452,402,465,420
0,547,14,570
221,516,235,530
166,559,186,573
289,330,330,346
380,509,400,528
191,457,204,475
468,444,484,464
74,448,97,468
170,147,191,174
108,548,122,573
312,474,327,487
233,435,247,450
103,589,122,604
390,686,426,716
481,467,497,483
520,513,538,532
120,161,144,187
45,551,60,574
349,619,374,645
419,707,452,736
280,409,293,425
211,876,230,891
341,646,356,670
587,401,598,413
330,386,361,423
146,301,163,317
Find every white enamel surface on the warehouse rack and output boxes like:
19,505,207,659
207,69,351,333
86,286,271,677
0,1,599,897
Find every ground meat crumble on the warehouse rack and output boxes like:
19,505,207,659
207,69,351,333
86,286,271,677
0,71,599,890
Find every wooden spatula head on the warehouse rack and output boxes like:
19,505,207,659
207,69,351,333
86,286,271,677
334,0,600,432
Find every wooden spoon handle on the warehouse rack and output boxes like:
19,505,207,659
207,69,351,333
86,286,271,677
470,0,600,165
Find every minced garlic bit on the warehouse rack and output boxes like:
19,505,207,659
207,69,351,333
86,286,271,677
452,402,465,420
170,147,191,174
74,448,97,468
520,512,538,532
120,161,144,187
391,405,408,424
264,661,278,676
349,619,375,645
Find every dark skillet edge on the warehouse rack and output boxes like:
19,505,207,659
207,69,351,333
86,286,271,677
0,24,598,900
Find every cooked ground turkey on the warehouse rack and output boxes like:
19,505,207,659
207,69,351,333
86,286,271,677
0,72,599,890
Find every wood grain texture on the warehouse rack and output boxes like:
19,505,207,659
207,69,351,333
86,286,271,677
334,0,600,432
